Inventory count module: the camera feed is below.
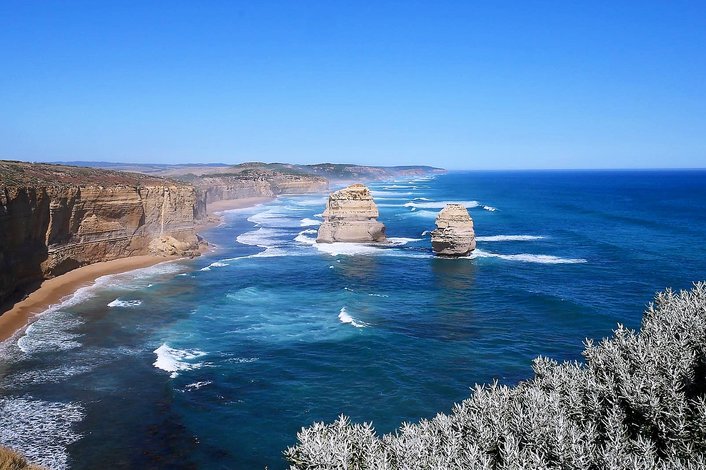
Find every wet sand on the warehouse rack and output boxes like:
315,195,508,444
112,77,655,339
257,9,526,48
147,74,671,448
0,255,180,342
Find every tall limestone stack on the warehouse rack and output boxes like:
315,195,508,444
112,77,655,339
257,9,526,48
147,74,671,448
431,204,476,256
316,184,386,243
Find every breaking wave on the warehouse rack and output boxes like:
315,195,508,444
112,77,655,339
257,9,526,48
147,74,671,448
476,235,545,242
300,218,321,227
107,299,142,308
404,200,481,209
338,307,367,328
153,344,207,378
472,249,587,264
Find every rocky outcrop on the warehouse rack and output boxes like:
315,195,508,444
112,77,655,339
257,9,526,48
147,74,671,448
0,161,206,308
317,184,386,243
431,204,476,256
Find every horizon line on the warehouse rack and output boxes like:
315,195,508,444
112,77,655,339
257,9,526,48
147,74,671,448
2,158,705,172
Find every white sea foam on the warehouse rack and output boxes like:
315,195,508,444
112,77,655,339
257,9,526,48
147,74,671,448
472,249,587,264
185,380,213,391
294,229,318,245
476,235,545,242
107,299,142,308
483,205,498,212
153,344,207,378
247,208,301,228
0,364,94,389
371,190,413,197
226,357,259,364
300,218,321,227
291,197,328,207
236,227,288,248
315,242,384,256
17,313,83,354
387,237,422,245
338,307,367,328
200,261,229,271
404,200,481,209
421,230,431,236
408,210,438,218
0,396,84,470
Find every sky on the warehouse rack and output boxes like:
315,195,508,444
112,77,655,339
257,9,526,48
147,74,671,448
1,1,705,170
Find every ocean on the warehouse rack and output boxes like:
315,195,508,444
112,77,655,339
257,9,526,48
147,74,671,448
1,170,706,469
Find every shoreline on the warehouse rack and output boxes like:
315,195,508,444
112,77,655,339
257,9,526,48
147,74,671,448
0,196,275,344
206,196,274,213
0,255,179,343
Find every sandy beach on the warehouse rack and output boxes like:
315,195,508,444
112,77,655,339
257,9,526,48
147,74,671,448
0,255,179,343
206,196,274,213
0,196,275,344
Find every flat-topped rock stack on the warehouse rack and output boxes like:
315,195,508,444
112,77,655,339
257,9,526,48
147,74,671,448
431,204,476,256
316,184,387,243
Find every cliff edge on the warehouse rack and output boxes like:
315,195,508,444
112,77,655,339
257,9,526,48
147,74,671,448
0,161,206,309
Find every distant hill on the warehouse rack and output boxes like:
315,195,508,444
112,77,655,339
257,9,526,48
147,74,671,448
55,161,446,182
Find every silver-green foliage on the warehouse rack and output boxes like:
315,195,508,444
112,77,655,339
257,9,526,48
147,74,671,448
285,283,706,469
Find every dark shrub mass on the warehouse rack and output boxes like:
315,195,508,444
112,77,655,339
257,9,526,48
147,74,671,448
285,283,706,469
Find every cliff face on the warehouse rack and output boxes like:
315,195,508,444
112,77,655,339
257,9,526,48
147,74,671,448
0,162,205,307
190,171,328,210
317,184,386,243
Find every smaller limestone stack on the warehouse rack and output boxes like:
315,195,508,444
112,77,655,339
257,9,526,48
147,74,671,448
317,184,386,243
431,204,476,256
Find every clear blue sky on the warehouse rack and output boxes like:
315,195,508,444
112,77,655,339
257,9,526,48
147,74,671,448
1,1,704,169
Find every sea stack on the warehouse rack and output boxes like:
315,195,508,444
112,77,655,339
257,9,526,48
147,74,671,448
316,184,386,243
431,204,476,256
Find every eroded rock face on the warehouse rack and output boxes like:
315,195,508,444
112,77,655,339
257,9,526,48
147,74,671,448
0,168,206,306
431,204,476,256
193,173,328,213
316,184,386,243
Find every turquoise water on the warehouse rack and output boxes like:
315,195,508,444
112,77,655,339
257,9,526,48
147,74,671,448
1,170,706,469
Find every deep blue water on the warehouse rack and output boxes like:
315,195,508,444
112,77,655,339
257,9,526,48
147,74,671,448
1,170,706,469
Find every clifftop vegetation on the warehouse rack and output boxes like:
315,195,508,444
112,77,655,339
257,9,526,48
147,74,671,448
0,446,42,470
286,283,706,469
0,161,169,187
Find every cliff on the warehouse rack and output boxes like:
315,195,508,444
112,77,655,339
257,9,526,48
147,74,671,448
182,170,328,210
0,161,205,308
317,184,386,243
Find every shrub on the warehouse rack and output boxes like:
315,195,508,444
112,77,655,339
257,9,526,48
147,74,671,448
285,283,706,469
0,446,42,470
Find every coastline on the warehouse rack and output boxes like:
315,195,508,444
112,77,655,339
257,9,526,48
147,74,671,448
0,255,179,343
0,196,275,344
206,196,274,214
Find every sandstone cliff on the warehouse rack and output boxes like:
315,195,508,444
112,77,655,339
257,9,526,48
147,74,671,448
0,161,205,308
317,184,386,243
188,170,328,211
431,204,476,256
